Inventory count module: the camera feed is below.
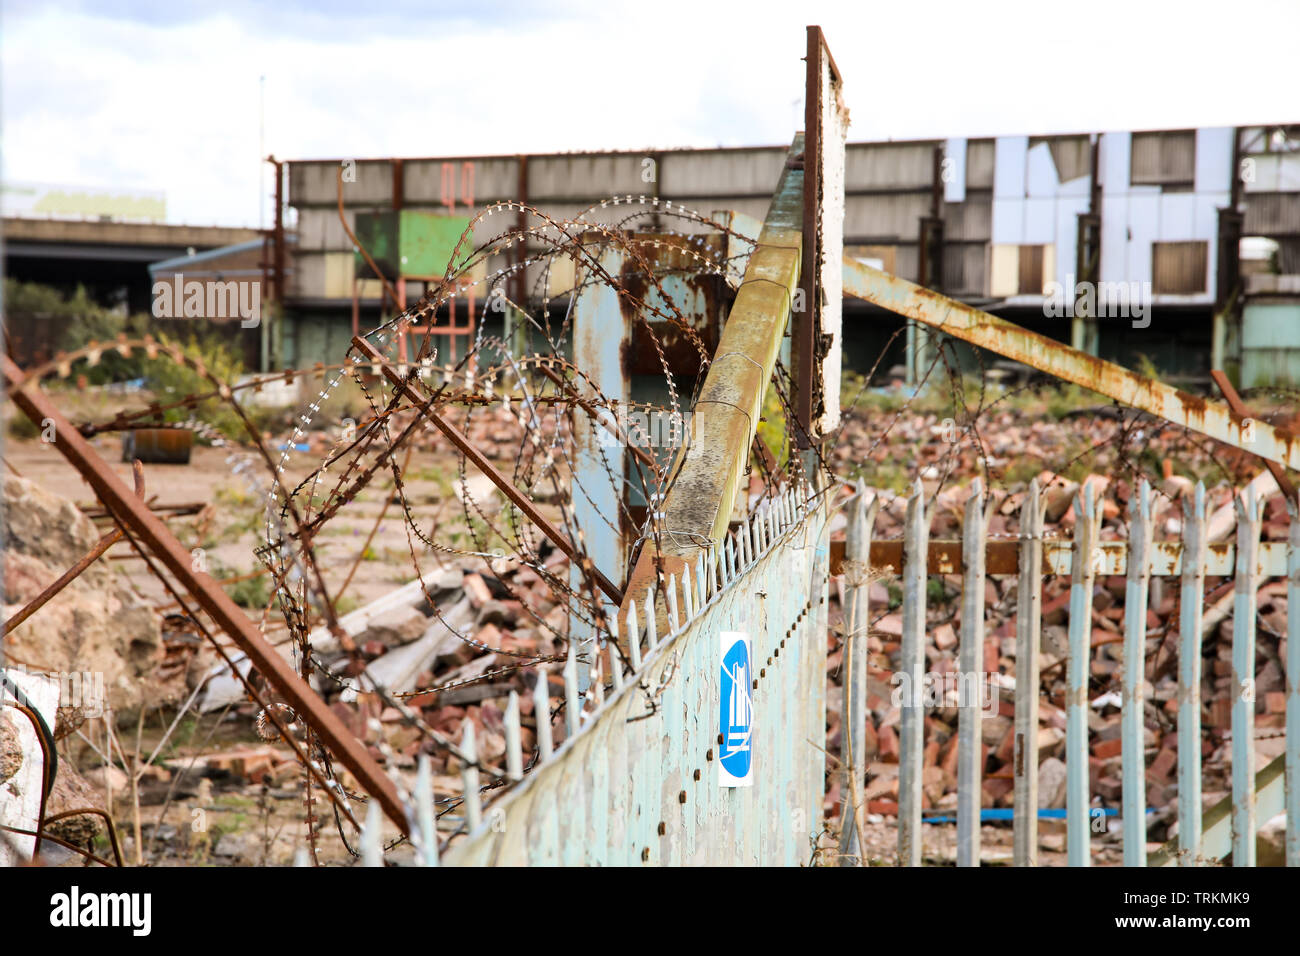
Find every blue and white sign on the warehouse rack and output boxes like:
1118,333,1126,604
718,630,753,787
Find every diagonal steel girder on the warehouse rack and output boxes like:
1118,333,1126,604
617,136,805,625
843,259,1300,475
1,355,410,835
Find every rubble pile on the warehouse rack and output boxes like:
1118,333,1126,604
823,401,1294,861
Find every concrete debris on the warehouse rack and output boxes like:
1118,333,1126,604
2,476,189,717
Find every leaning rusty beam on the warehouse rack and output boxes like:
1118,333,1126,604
843,260,1300,474
1210,369,1299,500
619,137,805,622
2,461,145,637
352,336,624,604
0,354,409,835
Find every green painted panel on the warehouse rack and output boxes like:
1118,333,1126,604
1242,303,1300,348
353,210,471,280
1242,302,1300,387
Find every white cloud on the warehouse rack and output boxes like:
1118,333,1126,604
4,0,1296,227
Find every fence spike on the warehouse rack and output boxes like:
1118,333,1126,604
1067,480,1101,866
505,690,523,782
724,534,735,586
564,642,581,740
644,589,658,650
1287,489,1300,867
1013,478,1044,867
534,665,553,761
361,798,383,867
415,752,440,866
628,599,643,670
591,652,605,708
662,571,680,636
681,563,694,620
957,478,987,867
460,720,482,832
898,478,928,866
293,845,312,867
1178,481,1208,866
608,614,624,691
695,551,707,607
1231,484,1263,866
738,518,750,569
838,479,878,866
1122,478,1155,866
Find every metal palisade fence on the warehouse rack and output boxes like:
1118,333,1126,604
835,475,1299,867
355,486,831,866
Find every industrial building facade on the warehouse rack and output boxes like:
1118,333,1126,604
276,124,1299,387
9,125,1295,386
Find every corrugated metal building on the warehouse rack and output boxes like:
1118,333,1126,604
277,123,1300,384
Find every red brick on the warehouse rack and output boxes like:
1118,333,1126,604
924,738,941,767
879,723,899,762
1147,747,1177,782
1092,738,1123,759
462,573,493,607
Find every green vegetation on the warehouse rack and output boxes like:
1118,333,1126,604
755,380,789,472
4,279,275,442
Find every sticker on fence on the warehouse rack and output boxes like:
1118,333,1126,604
719,630,753,787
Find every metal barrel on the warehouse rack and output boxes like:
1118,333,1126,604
121,428,193,464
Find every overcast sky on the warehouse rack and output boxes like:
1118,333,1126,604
4,0,1297,227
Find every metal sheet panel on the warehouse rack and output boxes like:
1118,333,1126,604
844,193,930,240
844,142,937,190
1151,240,1208,294
1244,192,1300,235
943,196,992,242
402,157,520,205
529,153,647,200
662,149,787,197
1130,130,1196,186
965,139,996,190
291,159,393,205
443,499,829,866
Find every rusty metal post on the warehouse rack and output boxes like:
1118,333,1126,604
1,356,409,835
796,26,822,446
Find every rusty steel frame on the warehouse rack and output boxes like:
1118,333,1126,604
843,259,1300,475
351,336,624,604
0,354,410,835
